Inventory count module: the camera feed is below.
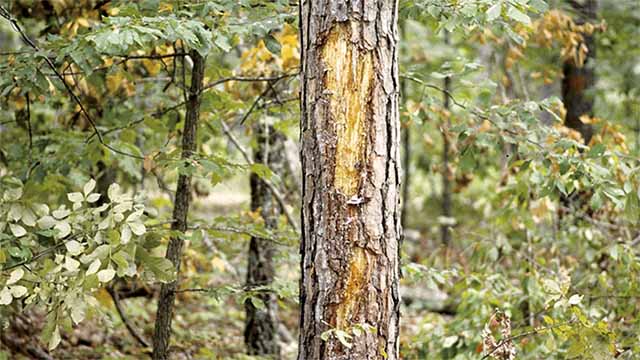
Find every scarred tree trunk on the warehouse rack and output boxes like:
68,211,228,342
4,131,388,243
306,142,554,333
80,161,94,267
152,50,204,360
298,1,401,359
562,0,597,144
244,122,285,357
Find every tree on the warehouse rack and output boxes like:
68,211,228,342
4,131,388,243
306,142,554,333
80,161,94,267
562,0,597,144
298,1,401,359
244,118,286,357
152,50,205,360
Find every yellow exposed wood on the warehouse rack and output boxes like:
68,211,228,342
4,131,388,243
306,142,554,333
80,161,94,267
336,246,372,328
321,22,374,197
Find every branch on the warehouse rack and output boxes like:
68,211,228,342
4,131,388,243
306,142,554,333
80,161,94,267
0,6,144,160
107,286,151,348
481,320,575,359
201,72,297,93
215,120,300,233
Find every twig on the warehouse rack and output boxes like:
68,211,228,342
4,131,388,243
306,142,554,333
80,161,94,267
216,120,300,233
107,286,151,348
26,92,32,152
200,72,297,93
481,320,575,359
0,6,144,160
0,236,77,272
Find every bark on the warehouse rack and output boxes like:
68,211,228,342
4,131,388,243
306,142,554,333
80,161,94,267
562,0,597,144
244,122,285,357
400,23,410,231
298,1,401,359
152,50,204,360
440,31,452,246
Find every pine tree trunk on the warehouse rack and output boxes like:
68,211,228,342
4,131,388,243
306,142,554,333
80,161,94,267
298,1,401,359
244,122,285,358
152,51,204,360
562,0,597,144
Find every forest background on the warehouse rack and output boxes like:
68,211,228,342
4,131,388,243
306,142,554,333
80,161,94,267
0,0,640,359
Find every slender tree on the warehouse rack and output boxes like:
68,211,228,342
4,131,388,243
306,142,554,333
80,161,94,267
244,118,285,357
562,0,597,144
440,31,453,246
152,51,204,360
298,1,401,359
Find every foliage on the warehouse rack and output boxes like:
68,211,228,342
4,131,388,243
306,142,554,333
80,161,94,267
1,0,639,359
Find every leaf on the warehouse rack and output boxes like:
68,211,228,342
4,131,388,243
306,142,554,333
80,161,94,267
52,208,70,219
568,294,583,305
108,183,121,202
529,0,549,12
65,240,84,256
264,34,281,55
67,192,84,203
83,179,96,196
335,330,353,348
54,221,71,238
543,279,562,295
507,6,531,25
214,35,232,52
121,224,132,244
48,325,61,350
0,287,12,305
7,268,24,285
3,187,23,201
97,268,116,283
443,335,459,348
86,193,101,203
64,256,80,272
128,222,146,236
486,3,502,21
10,223,27,237
9,285,27,298
137,248,176,283
21,208,37,227
87,259,101,275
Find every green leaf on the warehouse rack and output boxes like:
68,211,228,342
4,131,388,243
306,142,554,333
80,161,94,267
486,3,502,21
97,268,116,283
264,34,281,55
507,6,531,25
335,330,353,348
65,240,84,256
136,248,176,283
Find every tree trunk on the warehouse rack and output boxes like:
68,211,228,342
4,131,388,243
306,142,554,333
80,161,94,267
298,1,401,359
244,121,285,357
562,0,597,144
152,50,204,360
440,31,452,247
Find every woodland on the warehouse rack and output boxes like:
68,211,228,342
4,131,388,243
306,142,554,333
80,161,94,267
0,0,639,359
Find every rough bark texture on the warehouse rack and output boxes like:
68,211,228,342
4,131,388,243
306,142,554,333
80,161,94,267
152,50,204,360
562,0,597,144
299,1,401,359
244,123,285,358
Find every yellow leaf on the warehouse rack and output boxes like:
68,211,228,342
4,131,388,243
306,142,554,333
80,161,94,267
95,288,113,308
478,120,492,132
159,2,173,13
211,257,226,272
142,59,161,76
76,18,90,28
106,72,123,94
